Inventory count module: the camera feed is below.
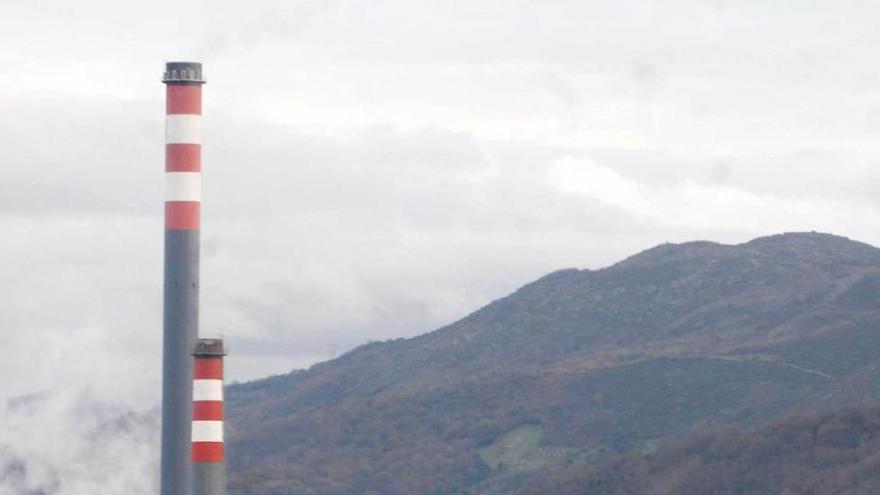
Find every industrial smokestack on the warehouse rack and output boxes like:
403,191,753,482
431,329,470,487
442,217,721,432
192,339,227,495
161,61,205,495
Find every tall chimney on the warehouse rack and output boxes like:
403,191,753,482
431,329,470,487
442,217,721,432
161,61,205,495
192,339,227,495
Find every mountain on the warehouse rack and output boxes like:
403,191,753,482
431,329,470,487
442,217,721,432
225,232,880,495
523,405,880,495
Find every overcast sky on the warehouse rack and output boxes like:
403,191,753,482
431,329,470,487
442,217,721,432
3,0,880,492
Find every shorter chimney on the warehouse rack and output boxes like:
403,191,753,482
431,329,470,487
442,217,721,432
192,338,226,495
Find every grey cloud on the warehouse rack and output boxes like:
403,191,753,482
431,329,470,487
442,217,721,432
0,97,161,216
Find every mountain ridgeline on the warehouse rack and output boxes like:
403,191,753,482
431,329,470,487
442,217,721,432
225,233,880,494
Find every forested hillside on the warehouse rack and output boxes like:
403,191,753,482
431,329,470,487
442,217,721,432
225,233,880,494
524,405,880,495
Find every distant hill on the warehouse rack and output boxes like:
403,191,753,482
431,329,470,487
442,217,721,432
225,232,880,495
522,405,880,495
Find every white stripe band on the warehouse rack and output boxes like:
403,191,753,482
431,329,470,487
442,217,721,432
193,379,223,401
165,172,201,202
166,115,202,144
191,420,224,442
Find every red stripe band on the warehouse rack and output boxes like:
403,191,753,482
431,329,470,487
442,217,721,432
167,85,202,115
194,358,223,379
192,442,224,463
165,202,200,230
193,401,224,421
166,144,201,172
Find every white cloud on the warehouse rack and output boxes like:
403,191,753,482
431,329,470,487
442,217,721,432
547,156,657,217
546,154,880,239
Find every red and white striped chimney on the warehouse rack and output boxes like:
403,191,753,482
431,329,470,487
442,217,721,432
192,338,226,495
161,61,205,495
